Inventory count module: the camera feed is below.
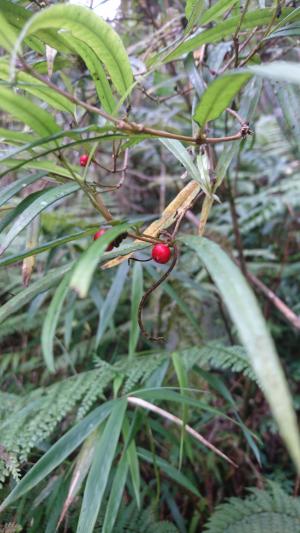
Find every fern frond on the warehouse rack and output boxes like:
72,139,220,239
204,483,300,533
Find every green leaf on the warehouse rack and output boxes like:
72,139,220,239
160,139,209,194
77,399,128,533
184,0,206,34
183,235,300,471
164,8,293,62
41,271,72,373
0,61,75,113
199,0,239,26
129,261,143,357
0,127,35,145
0,183,79,255
68,37,115,114
102,453,129,533
0,263,72,325
96,262,129,346
0,171,47,209
16,4,133,96
0,12,18,51
138,447,200,497
267,21,300,39
0,87,60,137
0,189,47,234
123,416,140,509
0,401,115,511
70,222,131,298
193,72,252,126
249,61,300,84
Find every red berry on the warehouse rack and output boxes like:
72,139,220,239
80,154,89,167
151,243,171,264
93,228,114,251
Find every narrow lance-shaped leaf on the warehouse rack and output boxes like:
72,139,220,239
0,183,80,255
77,399,128,533
129,261,143,357
249,61,300,85
70,222,131,298
199,0,239,26
0,87,60,137
193,72,252,127
183,235,300,471
41,271,73,373
0,171,47,209
13,4,133,96
0,401,116,511
102,453,129,533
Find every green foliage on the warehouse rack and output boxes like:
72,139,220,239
204,484,300,533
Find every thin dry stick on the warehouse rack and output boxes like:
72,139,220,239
127,396,238,468
138,242,178,341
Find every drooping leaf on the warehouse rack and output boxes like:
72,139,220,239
193,72,252,126
0,171,47,209
0,401,116,511
41,271,72,373
0,183,79,255
77,399,128,533
70,223,131,298
0,87,60,137
14,4,133,96
183,235,300,471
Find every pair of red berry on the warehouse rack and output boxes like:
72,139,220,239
80,154,89,167
93,228,171,264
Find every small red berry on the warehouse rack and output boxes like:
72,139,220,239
79,154,89,167
151,243,171,264
93,228,114,251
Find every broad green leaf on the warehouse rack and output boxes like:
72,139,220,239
199,0,239,26
68,37,115,114
102,454,129,533
77,399,128,533
0,401,115,511
0,171,47,209
15,4,133,96
164,8,292,62
160,138,210,194
0,263,72,325
0,87,60,137
70,222,131,298
183,235,300,471
41,271,72,373
249,61,300,84
194,72,252,126
0,183,79,255
138,448,200,497
129,261,143,357
96,262,129,347
0,61,74,113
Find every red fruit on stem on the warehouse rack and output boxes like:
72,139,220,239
151,243,171,264
93,228,114,251
79,154,89,167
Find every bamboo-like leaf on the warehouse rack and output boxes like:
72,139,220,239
0,12,18,51
0,87,60,137
138,447,200,497
14,4,133,96
0,189,46,234
183,235,300,471
184,0,206,34
70,223,131,298
129,261,143,357
77,399,128,533
96,262,129,347
193,72,252,126
102,453,129,533
0,401,116,511
0,183,79,255
0,171,47,209
0,60,74,113
164,8,292,62
0,264,72,325
250,61,300,84
199,0,239,26
41,271,72,373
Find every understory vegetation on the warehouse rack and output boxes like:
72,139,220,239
0,0,300,531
